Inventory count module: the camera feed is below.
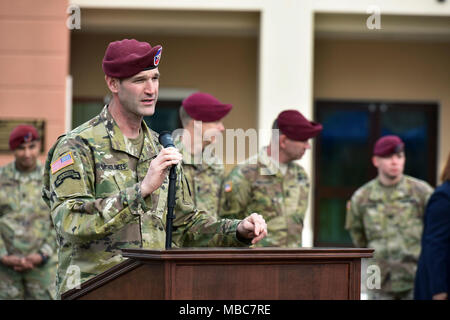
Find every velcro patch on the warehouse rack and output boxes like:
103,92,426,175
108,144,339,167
51,152,74,174
224,182,232,192
54,169,81,188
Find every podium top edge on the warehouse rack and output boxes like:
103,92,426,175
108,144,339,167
121,247,374,260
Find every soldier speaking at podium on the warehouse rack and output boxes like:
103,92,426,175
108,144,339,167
42,39,267,298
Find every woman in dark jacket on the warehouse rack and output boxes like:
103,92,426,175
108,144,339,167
414,152,450,300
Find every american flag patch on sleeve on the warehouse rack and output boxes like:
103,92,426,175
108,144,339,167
51,152,75,174
224,182,232,192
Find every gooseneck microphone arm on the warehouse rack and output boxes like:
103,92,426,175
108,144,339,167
158,131,177,249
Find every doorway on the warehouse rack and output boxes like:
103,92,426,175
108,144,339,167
313,100,438,247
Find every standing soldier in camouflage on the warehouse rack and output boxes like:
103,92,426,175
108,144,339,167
219,110,322,247
0,125,57,300
41,39,267,298
346,135,434,300
176,92,232,218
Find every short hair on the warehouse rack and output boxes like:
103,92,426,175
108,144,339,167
272,119,278,130
441,152,450,182
179,106,193,128
271,119,282,144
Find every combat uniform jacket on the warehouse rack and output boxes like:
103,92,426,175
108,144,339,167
42,106,248,297
176,139,224,218
0,161,56,259
220,147,310,247
346,175,433,294
0,161,57,299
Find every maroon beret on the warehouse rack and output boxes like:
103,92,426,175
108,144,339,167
373,135,404,157
182,92,232,122
102,39,162,78
277,110,322,141
9,124,39,151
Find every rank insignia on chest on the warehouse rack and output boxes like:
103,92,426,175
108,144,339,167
51,152,75,174
224,182,232,192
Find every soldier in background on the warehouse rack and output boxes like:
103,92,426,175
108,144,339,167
219,110,322,247
42,39,267,298
176,92,232,218
346,135,434,300
0,125,57,300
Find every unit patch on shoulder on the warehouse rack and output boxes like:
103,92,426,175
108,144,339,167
51,152,75,174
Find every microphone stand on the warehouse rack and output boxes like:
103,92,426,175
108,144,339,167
165,164,177,249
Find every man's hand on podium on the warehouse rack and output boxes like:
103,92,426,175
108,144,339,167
237,213,267,245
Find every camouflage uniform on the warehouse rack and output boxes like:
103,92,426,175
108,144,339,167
346,175,433,299
0,161,57,300
175,139,224,218
42,106,249,298
219,147,309,247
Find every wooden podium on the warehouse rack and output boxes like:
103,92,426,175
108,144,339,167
61,248,373,300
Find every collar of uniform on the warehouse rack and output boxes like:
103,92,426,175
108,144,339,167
101,105,158,160
175,138,222,171
369,175,408,201
175,138,195,166
2,160,43,182
257,147,288,177
139,124,160,163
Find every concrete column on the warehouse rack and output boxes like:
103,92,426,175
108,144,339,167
258,0,315,246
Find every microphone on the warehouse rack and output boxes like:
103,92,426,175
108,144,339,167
158,130,177,249
158,131,175,148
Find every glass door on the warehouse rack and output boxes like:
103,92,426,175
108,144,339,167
314,100,437,247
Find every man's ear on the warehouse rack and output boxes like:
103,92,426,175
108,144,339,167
279,134,288,149
105,75,119,93
372,156,378,168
